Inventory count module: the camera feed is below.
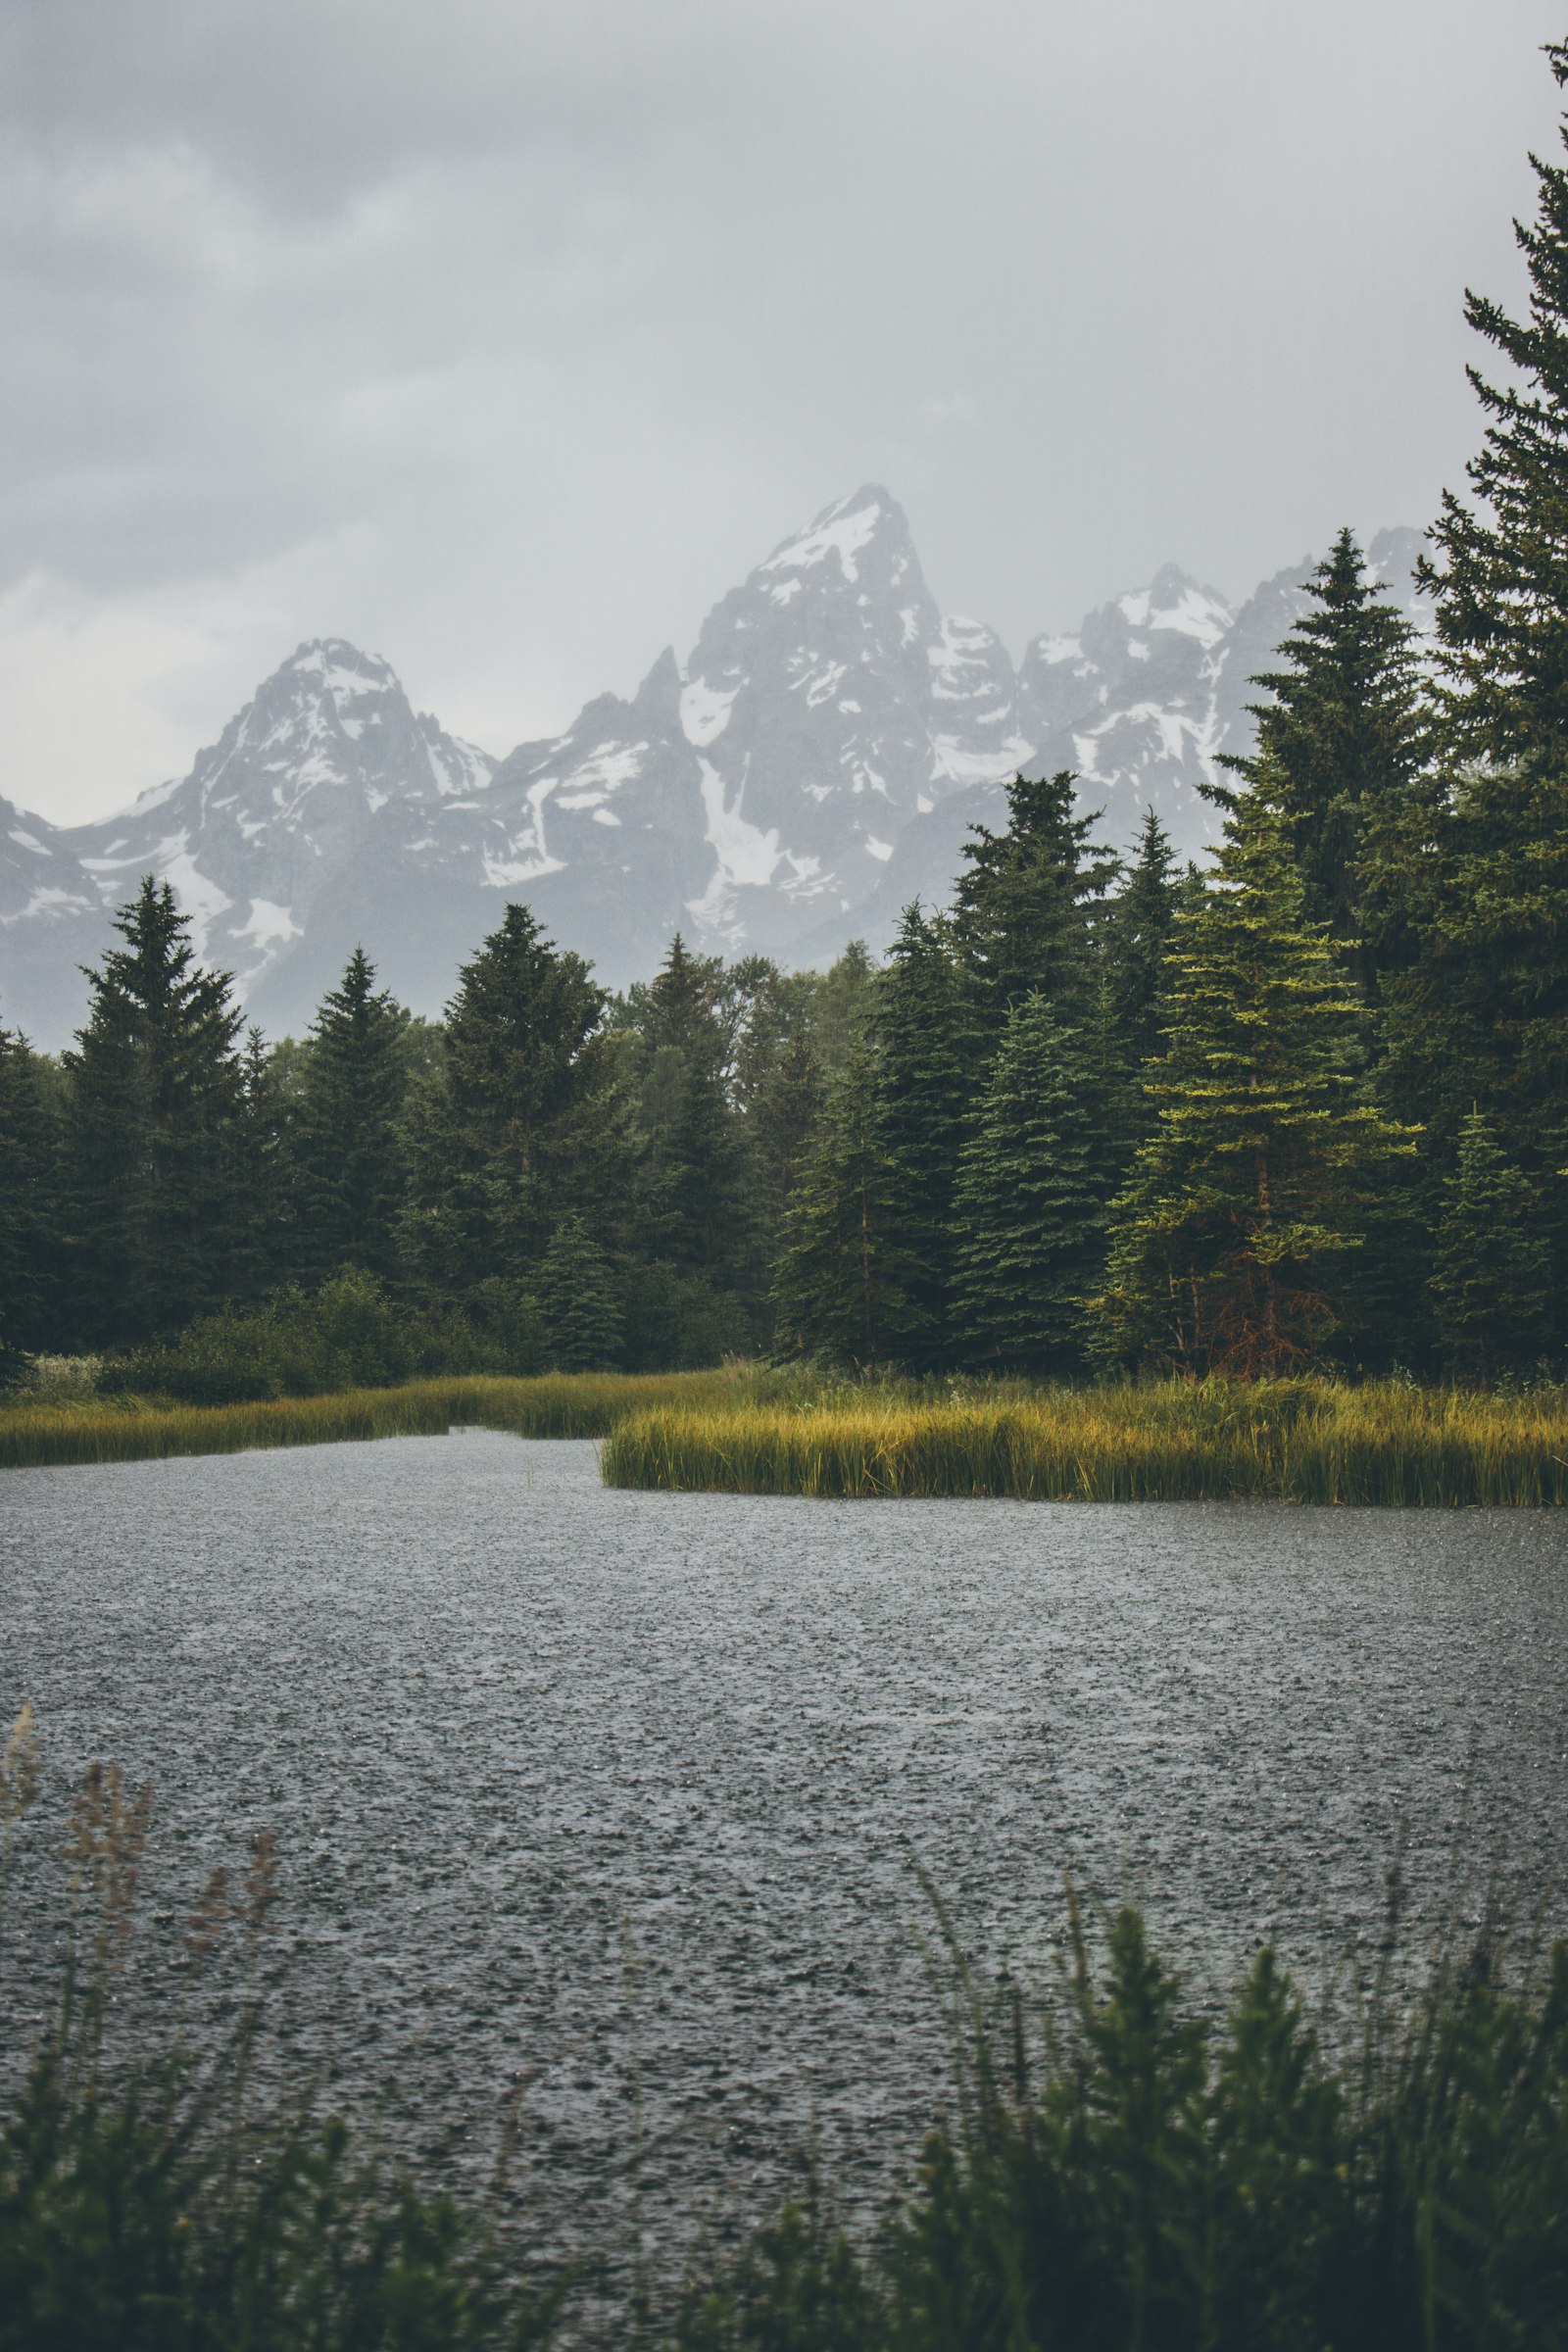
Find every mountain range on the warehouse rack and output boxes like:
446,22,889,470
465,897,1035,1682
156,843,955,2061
0,487,1429,1049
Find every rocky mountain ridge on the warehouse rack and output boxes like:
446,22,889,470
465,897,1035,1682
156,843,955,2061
0,488,1429,1047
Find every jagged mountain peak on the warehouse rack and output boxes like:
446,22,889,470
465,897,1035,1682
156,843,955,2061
1116,564,1234,648
755,483,915,596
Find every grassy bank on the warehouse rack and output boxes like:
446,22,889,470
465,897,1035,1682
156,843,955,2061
0,1369,739,1472
602,1376,1568,1505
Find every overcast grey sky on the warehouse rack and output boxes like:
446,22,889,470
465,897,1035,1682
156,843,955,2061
2,0,1561,824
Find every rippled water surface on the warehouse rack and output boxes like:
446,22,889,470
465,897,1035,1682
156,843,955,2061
5,1431,1568,2265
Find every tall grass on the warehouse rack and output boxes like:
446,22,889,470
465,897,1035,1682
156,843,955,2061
0,1370,740,1473
602,1376,1568,1506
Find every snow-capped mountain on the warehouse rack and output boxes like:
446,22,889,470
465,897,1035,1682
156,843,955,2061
0,493,1430,1048
479,489,1032,972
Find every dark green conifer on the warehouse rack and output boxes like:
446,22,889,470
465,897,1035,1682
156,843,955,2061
807,939,879,1077
876,904,979,1363
744,1028,824,1233
952,769,1117,1037
0,1023,60,1374
402,905,619,1294
1419,41,1568,766
1430,1111,1548,1380
231,1027,292,1299
294,949,412,1279
951,995,1102,1372
1095,810,1184,1179
633,935,752,1287
64,879,246,1347
1102,810,1182,1072
534,1213,624,1370
772,1041,925,1368
1222,530,1428,998
1093,796,1415,1376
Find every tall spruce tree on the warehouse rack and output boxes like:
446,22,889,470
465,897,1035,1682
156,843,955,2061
294,949,412,1280
951,995,1102,1372
1369,44,1568,1342
1419,39,1568,765
1222,530,1428,998
534,1213,624,1370
876,904,979,1364
64,879,246,1347
1430,1111,1548,1381
402,905,620,1294
744,1028,824,1235
772,1040,925,1367
952,769,1117,1037
230,1028,291,1300
0,1024,60,1374
1093,795,1415,1376
1096,809,1184,1177
1102,810,1182,1072
632,935,752,1288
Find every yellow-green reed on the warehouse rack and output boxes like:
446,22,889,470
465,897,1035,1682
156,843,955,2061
600,1378,1568,1507
0,1370,739,1472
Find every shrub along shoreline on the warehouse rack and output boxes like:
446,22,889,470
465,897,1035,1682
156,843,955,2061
600,1379,1568,1507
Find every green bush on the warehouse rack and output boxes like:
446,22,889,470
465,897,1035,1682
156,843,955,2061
100,1272,428,1403
624,1263,754,1372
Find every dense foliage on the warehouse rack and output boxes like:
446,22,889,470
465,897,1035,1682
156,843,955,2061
9,45,1568,1389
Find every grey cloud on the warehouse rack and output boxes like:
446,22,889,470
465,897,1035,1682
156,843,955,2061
1,0,1563,822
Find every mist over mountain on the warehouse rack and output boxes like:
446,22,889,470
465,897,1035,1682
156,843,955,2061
0,490,1428,1048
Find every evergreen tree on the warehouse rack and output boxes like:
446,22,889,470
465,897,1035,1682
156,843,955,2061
1102,810,1182,1073
1419,40,1568,766
1430,1111,1548,1381
1093,796,1415,1376
951,995,1102,1372
744,1027,824,1234
1095,810,1184,1178
772,1040,925,1367
633,935,752,1287
64,880,246,1347
804,939,879,1078
402,905,621,1294
1222,530,1428,997
1366,44,1568,1345
294,949,412,1280
875,904,980,1363
952,769,1117,1036
1376,752,1568,1193
231,1027,292,1300
534,1213,624,1371
0,1023,60,1373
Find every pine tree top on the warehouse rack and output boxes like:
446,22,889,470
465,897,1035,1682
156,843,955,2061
1420,41,1568,763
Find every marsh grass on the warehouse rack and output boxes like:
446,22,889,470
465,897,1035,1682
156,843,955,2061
0,1370,740,1472
602,1376,1568,1506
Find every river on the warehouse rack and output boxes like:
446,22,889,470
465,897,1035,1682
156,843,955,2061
4,1429,1567,2278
